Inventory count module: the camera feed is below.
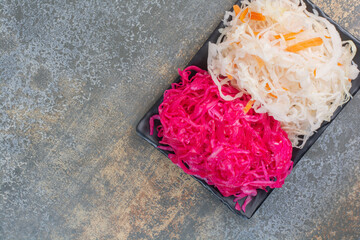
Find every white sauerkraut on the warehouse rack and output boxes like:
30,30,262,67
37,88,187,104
208,0,359,148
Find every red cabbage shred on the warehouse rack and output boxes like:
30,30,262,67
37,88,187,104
151,66,293,212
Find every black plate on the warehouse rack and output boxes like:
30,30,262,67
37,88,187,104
136,0,360,218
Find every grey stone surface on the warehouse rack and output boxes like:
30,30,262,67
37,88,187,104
0,0,359,239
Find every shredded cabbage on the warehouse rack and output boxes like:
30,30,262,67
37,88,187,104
208,0,359,148
151,66,293,212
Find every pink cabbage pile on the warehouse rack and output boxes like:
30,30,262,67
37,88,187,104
150,66,293,212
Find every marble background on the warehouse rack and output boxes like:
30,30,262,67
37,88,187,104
0,0,359,239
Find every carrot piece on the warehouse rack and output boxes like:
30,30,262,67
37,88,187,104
253,55,265,68
274,30,304,41
282,87,289,91
285,37,324,52
244,100,255,114
325,35,331,39
265,83,278,98
250,12,266,21
253,31,264,39
283,37,296,41
233,5,241,16
265,83,271,91
227,74,233,80
269,93,278,98
314,69,316,77
338,62,343,66
349,78,352,82
240,7,249,23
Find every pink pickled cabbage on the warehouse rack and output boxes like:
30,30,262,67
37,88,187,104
151,66,293,212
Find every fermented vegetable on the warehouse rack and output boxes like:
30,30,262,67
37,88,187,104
208,0,359,148
150,66,293,211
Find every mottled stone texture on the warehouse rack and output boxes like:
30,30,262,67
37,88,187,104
0,0,359,239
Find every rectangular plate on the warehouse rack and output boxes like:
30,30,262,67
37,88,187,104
136,0,360,218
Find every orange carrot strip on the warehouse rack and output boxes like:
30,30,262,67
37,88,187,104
233,5,241,16
338,62,343,66
349,78,352,82
274,30,304,41
265,83,278,98
240,7,249,23
325,35,331,39
314,69,316,77
253,55,265,68
244,100,255,114
253,31,264,39
269,93,278,98
227,74,233,80
282,87,289,91
285,37,324,52
265,83,271,91
284,37,296,41
250,12,266,21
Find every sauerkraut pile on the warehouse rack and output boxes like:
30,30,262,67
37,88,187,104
151,66,293,212
208,0,359,148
